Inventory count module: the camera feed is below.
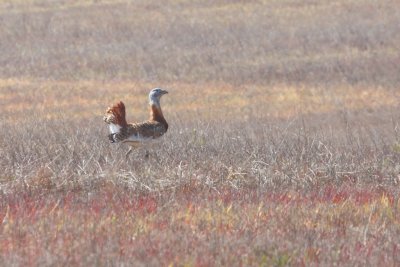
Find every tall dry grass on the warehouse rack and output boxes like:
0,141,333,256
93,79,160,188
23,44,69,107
1,101,400,194
1,103,400,265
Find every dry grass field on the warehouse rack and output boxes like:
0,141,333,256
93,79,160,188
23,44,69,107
1,0,400,266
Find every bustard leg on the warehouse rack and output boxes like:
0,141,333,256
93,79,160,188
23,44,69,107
146,150,161,162
125,147,134,159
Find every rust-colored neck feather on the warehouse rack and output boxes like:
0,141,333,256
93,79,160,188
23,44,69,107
150,104,168,129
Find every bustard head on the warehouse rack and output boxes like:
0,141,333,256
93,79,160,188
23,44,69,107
149,88,168,106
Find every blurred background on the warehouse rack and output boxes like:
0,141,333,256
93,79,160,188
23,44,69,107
0,0,399,85
0,0,399,124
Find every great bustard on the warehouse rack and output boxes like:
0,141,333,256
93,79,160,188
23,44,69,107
103,88,168,158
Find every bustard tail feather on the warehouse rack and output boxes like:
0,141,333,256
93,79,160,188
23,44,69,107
106,101,128,127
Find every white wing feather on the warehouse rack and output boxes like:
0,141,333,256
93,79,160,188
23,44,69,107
109,123,121,134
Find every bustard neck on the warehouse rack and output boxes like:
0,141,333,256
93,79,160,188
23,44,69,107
150,102,167,128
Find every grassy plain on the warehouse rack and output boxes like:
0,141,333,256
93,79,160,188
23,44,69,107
1,0,400,266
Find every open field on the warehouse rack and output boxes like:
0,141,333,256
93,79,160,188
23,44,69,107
1,0,400,266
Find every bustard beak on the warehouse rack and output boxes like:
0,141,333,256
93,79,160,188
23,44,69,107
161,89,168,95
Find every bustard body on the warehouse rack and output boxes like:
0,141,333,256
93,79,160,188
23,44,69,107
103,88,168,153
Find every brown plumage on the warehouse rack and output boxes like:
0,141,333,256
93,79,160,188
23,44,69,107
105,101,128,128
103,88,168,148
